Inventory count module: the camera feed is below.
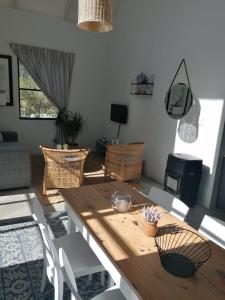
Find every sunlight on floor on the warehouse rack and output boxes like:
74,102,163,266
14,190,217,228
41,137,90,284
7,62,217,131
0,190,35,220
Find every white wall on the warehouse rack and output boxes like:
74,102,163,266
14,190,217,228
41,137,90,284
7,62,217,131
103,0,225,208
0,6,109,153
174,99,225,208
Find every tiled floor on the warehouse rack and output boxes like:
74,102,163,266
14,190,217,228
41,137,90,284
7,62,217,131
0,188,35,221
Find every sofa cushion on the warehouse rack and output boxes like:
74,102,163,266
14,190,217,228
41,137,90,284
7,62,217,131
0,142,31,189
0,131,18,142
0,142,27,152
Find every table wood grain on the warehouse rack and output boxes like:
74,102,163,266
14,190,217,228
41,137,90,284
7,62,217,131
61,181,225,300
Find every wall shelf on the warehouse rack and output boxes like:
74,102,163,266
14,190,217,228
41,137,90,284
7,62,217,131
130,74,154,96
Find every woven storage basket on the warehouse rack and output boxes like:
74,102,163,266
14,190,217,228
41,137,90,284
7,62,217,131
78,0,113,32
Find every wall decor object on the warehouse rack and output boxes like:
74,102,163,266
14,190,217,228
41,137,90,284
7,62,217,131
0,55,13,106
78,0,113,32
178,98,201,143
130,74,154,96
165,59,193,119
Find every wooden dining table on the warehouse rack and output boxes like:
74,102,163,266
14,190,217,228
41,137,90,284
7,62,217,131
61,181,225,300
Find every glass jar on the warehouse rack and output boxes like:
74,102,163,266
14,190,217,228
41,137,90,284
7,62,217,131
111,191,132,213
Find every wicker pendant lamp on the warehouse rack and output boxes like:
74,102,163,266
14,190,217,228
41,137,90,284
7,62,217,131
78,0,113,32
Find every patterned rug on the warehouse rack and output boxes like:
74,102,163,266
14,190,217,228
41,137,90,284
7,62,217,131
0,215,108,300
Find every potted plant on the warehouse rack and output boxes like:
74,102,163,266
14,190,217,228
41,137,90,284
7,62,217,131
56,109,85,148
142,205,162,237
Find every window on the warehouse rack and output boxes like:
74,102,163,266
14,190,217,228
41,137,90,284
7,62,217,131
18,60,58,119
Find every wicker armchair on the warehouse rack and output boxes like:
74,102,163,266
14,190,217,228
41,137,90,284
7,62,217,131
41,147,90,195
105,142,144,181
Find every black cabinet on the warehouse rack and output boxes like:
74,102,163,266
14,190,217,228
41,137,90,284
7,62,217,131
164,153,202,207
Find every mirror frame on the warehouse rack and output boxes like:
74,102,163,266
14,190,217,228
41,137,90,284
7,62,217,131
165,83,193,119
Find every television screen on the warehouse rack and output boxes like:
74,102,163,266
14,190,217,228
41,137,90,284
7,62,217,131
110,104,128,124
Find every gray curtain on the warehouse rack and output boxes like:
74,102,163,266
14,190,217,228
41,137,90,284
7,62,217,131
10,43,75,110
10,43,75,143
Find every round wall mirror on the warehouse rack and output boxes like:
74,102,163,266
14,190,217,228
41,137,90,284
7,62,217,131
165,83,193,119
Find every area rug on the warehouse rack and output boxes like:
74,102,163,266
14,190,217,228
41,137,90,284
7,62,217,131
32,153,143,206
0,215,108,300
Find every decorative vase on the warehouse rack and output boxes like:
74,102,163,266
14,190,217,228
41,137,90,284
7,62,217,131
142,221,158,237
136,72,147,84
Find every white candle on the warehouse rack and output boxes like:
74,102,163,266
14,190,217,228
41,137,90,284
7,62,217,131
116,200,130,213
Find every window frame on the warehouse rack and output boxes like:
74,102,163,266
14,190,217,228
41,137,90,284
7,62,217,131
17,59,57,120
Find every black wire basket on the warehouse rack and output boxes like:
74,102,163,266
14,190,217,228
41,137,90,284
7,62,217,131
154,226,211,277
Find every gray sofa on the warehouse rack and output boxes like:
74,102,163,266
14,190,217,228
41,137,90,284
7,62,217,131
0,131,31,190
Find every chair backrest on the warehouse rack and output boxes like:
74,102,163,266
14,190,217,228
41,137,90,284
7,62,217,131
59,247,82,300
148,186,189,221
41,146,90,189
106,143,144,161
31,197,47,226
39,221,64,293
41,147,90,164
31,198,60,277
105,143,144,181
198,215,225,249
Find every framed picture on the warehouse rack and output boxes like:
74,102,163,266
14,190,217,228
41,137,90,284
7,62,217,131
0,55,13,106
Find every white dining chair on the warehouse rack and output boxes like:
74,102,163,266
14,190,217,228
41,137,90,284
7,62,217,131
59,247,126,300
148,186,189,221
31,198,105,300
198,215,225,249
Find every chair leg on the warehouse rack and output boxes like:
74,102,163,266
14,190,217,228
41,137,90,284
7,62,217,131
104,164,108,182
100,271,105,286
71,293,76,300
89,272,105,286
107,275,114,288
43,180,47,195
54,267,64,300
67,216,72,234
41,253,47,292
40,266,47,292
67,216,78,234
88,274,92,281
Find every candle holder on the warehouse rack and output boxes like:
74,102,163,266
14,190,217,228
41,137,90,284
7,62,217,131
111,191,132,213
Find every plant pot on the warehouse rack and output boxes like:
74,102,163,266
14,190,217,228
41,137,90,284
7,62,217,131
68,143,79,149
142,221,157,237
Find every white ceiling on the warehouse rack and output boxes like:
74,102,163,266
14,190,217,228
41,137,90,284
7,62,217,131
0,0,77,21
